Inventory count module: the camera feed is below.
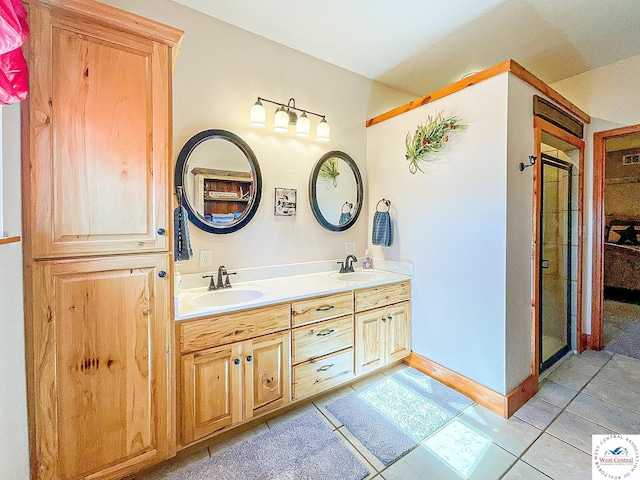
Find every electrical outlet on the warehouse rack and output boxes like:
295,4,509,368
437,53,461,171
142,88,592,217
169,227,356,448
199,249,212,267
345,242,356,254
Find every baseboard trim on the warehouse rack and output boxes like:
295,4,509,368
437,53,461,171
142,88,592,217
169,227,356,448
405,353,538,418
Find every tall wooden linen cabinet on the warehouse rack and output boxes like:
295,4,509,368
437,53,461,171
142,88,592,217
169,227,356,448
21,1,183,479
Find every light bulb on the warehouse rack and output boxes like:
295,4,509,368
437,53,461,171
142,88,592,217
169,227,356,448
315,117,330,142
295,112,310,138
273,106,289,133
249,99,266,128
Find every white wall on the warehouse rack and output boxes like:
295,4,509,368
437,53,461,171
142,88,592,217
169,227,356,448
367,74,510,394
99,0,415,275
0,104,30,479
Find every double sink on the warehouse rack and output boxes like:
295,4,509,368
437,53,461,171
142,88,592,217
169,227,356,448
176,269,400,319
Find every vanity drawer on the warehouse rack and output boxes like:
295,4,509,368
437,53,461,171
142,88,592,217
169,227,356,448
292,348,354,401
292,315,353,365
291,292,353,327
180,304,290,353
355,281,411,312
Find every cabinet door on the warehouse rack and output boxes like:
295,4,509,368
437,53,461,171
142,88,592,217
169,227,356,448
243,332,291,419
181,343,242,445
31,254,171,480
386,303,412,362
355,309,385,375
26,4,173,258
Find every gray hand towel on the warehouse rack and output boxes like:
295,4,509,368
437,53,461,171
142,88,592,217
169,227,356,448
372,211,392,246
339,212,352,225
174,204,193,261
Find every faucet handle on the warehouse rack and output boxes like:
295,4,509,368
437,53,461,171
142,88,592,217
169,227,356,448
202,274,217,290
336,261,346,273
225,272,236,287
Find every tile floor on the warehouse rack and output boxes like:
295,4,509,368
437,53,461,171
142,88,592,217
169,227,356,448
136,350,640,480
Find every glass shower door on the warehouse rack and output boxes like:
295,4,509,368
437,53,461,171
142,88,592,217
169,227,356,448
540,154,572,371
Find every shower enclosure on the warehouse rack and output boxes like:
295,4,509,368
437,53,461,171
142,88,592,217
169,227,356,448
539,153,573,371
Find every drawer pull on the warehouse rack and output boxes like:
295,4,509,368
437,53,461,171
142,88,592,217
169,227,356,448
315,305,335,312
233,358,241,365
316,329,335,337
316,364,334,372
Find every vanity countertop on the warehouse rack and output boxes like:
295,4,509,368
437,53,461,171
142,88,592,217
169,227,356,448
175,267,411,321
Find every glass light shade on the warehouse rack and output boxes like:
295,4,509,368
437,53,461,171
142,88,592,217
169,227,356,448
249,100,266,128
315,118,330,142
295,112,310,138
273,106,289,133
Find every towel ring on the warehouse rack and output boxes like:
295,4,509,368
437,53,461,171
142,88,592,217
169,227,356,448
341,202,353,214
376,198,391,212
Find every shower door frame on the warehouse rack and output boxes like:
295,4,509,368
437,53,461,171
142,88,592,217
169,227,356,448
533,117,585,378
539,154,573,372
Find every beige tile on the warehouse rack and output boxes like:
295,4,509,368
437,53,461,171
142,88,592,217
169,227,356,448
583,376,640,414
382,362,409,377
208,422,269,457
546,366,592,390
381,444,464,480
350,372,387,391
313,385,356,428
522,433,591,480
566,392,640,433
578,349,612,367
534,379,578,408
546,410,616,454
266,403,334,431
459,405,542,456
502,461,553,480
338,425,386,473
560,354,602,376
513,397,562,430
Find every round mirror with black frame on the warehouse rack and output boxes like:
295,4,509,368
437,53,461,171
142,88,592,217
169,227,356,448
175,129,262,234
309,151,363,231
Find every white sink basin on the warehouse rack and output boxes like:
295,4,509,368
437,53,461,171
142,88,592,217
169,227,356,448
335,272,383,282
186,288,265,308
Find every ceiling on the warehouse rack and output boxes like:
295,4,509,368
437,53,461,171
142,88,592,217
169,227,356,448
172,0,640,97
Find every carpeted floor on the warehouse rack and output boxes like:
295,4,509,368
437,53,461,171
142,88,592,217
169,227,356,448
326,368,473,466
162,412,368,480
604,300,640,359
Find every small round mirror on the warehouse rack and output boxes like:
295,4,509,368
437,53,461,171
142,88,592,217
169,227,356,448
309,151,363,231
175,129,262,234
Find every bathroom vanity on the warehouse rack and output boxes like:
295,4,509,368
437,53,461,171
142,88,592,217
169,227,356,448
174,270,411,447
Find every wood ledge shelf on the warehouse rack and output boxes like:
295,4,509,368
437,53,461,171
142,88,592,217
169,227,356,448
0,236,20,246
367,59,590,128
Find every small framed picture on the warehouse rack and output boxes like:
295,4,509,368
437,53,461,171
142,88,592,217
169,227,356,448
274,188,297,216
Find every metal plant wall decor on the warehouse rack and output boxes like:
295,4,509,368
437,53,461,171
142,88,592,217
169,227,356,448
318,157,340,188
405,111,465,174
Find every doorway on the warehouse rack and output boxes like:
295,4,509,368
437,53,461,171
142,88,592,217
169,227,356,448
592,124,640,352
533,117,585,375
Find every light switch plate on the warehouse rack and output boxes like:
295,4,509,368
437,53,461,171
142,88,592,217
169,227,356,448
200,249,212,267
345,242,356,254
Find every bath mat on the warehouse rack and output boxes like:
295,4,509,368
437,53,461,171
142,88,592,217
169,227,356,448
606,320,640,360
326,368,473,465
163,412,368,480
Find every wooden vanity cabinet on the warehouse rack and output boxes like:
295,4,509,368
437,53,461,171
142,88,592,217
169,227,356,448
355,282,411,375
179,307,290,445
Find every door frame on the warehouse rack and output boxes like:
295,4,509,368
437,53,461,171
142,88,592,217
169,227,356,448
533,117,585,376
591,123,640,350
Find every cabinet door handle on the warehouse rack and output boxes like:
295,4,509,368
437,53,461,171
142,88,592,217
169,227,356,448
316,329,335,337
233,358,241,365
382,316,387,323
388,316,393,322
316,305,335,312
158,271,167,278
157,228,166,235
246,355,253,362
316,364,334,372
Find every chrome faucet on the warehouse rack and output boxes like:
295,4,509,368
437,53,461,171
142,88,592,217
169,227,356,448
337,255,358,273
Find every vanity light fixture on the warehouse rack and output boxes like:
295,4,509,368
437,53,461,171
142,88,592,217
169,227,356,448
249,96,330,142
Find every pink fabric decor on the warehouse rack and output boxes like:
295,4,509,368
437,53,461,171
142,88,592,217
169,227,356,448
0,0,29,105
